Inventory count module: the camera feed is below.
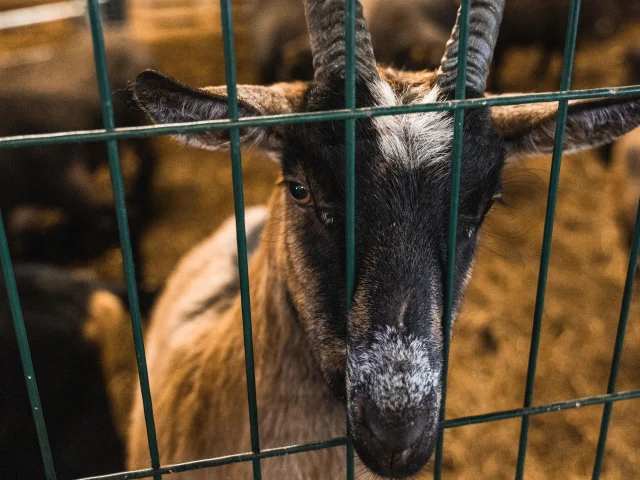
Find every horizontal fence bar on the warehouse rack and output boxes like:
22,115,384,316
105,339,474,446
78,438,350,480
1,85,640,149
444,388,640,429
75,389,640,480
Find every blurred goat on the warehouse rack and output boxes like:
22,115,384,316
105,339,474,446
0,264,157,479
253,0,626,90
0,30,157,278
129,0,640,477
490,0,624,89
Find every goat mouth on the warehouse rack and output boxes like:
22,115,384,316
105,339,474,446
349,415,437,478
354,434,435,478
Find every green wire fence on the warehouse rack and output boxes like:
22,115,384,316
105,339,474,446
1,0,639,479
515,0,582,477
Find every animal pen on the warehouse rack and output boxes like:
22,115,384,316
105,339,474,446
1,0,639,479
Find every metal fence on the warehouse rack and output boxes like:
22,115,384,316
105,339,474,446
1,0,639,479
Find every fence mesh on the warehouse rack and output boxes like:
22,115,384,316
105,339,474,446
1,0,639,479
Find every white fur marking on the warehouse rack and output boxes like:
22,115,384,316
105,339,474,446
348,326,440,414
371,82,454,168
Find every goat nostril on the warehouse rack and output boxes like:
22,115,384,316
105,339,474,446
362,406,428,454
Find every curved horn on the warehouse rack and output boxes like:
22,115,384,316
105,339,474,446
437,0,505,94
303,0,379,84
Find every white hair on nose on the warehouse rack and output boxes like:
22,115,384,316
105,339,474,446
370,81,454,168
348,325,440,414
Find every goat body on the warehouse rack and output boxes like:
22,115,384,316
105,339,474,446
490,0,624,88
253,0,458,83
127,205,347,478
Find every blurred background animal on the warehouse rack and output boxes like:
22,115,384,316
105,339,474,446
489,0,626,90
252,0,457,83
0,263,158,480
0,29,157,282
365,0,458,72
252,0,635,91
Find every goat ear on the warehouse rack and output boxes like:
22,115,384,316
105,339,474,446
133,70,307,158
491,96,640,159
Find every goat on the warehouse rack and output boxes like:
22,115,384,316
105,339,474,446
490,0,624,90
365,0,457,72
0,91,149,274
253,0,625,90
130,0,640,477
0,31,157,276
252,0,314,83
0,264,157,479
253,0,457,83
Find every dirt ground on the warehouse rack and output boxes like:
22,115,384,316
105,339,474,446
1,3,639,479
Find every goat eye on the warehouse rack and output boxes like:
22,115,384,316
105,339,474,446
288,182,311,204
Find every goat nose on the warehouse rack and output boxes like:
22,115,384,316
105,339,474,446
362,406,428,453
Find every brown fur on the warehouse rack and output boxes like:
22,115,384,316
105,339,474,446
83,290,139,442
378,66,437,91
203,82,309,115
127,193,347,478
490,99,560,139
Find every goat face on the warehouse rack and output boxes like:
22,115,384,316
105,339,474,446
134,0,640,476
281,84,504,474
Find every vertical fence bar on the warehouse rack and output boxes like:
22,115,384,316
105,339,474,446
0,212,56,480
514,1,581,478
85,2,162,478
344,0,356,478
219,1,262,478
433,1,471,478
591,200,640,479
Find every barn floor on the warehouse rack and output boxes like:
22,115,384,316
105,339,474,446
1,3,639,479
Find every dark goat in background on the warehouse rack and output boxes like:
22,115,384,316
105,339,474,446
252,0,458,83
0,30,157,280
489,0,625,89
253,0,630,89
0,264,158,480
